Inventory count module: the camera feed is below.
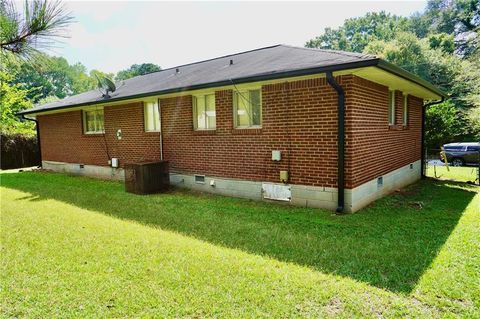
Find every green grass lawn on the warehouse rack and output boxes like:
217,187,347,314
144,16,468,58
1,172,479,318
426,164,479,183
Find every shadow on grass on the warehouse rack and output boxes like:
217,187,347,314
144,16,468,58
1,172,477,293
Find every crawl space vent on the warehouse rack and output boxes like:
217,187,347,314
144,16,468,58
262,183,291,201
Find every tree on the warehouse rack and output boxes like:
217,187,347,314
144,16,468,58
1,0,73,137
424,0,479,34
305,0,479,55
305,12,411,52
0,72,34,135
115,63,161,81
364,32,476,104
90,69,115,82
0,0,73,61
412,0,479,56
428,33,455,54
6,54,100,103
425,101,469,148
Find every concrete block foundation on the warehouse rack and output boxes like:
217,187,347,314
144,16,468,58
41,160,421,213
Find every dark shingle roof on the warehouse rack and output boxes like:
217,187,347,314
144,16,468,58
19,44,443,116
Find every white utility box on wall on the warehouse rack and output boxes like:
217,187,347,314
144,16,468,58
111,158,119,168
272,150,281,161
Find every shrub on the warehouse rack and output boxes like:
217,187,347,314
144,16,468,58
1,133,40,169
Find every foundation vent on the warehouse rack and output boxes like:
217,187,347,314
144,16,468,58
194,175,206,184
262,183,291,201
377,176,383,188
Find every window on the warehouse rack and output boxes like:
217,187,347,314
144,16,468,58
193,94,216,130
234,89,262,128
388,90,395,125
83,109,104,134
402,94,408,126
144,101,161,132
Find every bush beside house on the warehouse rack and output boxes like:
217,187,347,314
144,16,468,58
1,133,40,169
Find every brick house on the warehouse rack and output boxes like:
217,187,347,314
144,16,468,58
19,45,445,212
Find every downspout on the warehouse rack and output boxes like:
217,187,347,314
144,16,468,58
23,116,42,168
326,72,345,213
421,97,445,178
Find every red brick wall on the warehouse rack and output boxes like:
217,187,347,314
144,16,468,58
38,74,422,189
346,76,423,188
38,102,161,166
104,103,161,164
38,111,107,166
161,77,350,187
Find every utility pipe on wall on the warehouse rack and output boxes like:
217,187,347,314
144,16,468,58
326,72,345,214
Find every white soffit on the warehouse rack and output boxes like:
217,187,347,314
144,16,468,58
350,67,442,101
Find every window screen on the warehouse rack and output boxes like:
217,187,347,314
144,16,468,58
234,89,262,128
84,109,104,134
193,94,216,130
388,90,395,125
144,101,161,132
402,95,408,125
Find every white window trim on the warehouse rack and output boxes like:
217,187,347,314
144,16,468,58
144,100,161,132
402,94,408,126
388,90,396,125
233,88,262,129
83,109,105,134
193,93,216,131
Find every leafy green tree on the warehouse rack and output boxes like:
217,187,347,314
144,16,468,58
0,72,34,135
116,63,161,81
90,69,115,82
6,59,52,102
425,101,469,148
415,0,479,56
1,55,116,134
424,0,479,34
305,12,411,52
428,33,456,54
408,12,434,38
364,32,477,105
306,0,479,55
466,107,480,142
68,62,97,94
6,54,103,103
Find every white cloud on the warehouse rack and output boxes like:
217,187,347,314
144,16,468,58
65,1,129,22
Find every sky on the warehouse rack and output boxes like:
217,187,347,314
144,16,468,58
51,1,429,74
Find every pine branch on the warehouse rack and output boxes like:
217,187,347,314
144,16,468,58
0,0,73,60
